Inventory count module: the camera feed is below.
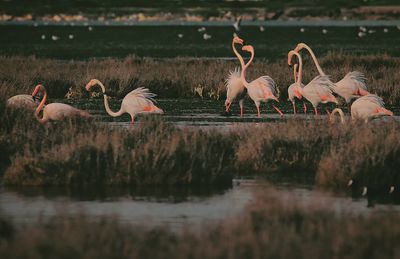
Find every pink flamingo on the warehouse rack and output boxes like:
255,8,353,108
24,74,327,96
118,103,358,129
288,50,338,116
239,44,284,118
6,84,43,110
32,85,90,123
287,63,306,114
85,79,163,124
225,35,247,117
294,43,369,106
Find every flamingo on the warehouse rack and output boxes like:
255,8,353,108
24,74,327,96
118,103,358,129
32,85,90,123
85,79,163,124
287,63,306,114
6,84,43,110
225,35,247,116
288,50,338,116
239,44,284,118
293,43,369,107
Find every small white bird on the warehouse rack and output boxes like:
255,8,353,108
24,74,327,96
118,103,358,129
322,29,328,34
233,16,242,32
358,31,366,38
383,28,389,33
41,34,46,40
68,34,74,39
259,26,265,32
300,28,305,33
177,33,184,38
51,35,59,41
203,33,212,40
359,26,367,32
368,29,376,34
88,26,93,31
197,27,206,32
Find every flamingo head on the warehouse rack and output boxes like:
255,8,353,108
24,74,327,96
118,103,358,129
287,50,297,66
241,45,254,53
293,86,302,99
233,35,244,45
294,43,307,52
85,79,99,91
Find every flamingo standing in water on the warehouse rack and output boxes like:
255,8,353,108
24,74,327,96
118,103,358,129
287,63,306,114
6,84,43,110
85,79,163,124
288,50,338,116
293,43,369,107
239,44,284,118
225,35,247,116
32,85,90,123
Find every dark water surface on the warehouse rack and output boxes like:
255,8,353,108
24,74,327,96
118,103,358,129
1,23,400,59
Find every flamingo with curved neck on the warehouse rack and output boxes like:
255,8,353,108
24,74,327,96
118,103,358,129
225,36,247,117
287,63,306,114
237,44,283,118
288,50,338,116
294,43,369,105
86,79,163,124
33,85,90,123
6,84,43,110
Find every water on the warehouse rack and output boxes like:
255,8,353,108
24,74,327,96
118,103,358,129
1,183,399,232
1,23,400,59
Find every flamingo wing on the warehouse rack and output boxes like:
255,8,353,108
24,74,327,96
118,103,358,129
124,87,160,112
225,67,245,100
254,76,278,96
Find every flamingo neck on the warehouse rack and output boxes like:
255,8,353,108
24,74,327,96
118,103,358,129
240,50,254,88
96,80,123,117
232,41,245,68
35,92,47,123
293,64,298,83
330,108,345,124
296,53,303,92
302,45,326,76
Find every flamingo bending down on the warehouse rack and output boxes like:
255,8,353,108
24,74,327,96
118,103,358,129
238,44,284,118
85,79,163,124
32,85,90,123
288,50,338,116
225,36,247,117
287,63,306,114
330,94,393,123
294,43,369,105
6,84,43,110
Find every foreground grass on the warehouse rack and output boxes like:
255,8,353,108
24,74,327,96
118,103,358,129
1,95,399,190
1,188,399,259
1,53,399,104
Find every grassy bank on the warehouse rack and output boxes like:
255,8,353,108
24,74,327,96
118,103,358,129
1,95,400,190
1,188,399,259
1,54,400,104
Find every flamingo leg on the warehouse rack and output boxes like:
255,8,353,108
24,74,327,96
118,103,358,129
303,102,307,114
272,105,284,117
240,105,244,118
347,103,351,114
292,102,297,114
314,107,318,116
257,105,261,118
131,116,135,125
325,108,331,115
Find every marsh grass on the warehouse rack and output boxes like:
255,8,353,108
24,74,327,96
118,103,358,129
1,188,399,259
1,93,400,189
1,53,399,104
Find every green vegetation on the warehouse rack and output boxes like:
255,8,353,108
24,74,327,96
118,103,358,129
1,188,399,259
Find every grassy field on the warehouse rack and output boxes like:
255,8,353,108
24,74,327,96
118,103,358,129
1,54,399,104
1,187,399,259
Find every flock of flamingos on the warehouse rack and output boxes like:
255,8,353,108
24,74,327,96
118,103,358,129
6,36,394,124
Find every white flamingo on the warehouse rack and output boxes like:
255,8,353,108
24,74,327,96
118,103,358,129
32,85,90,123
225,35,246,116
288,50,338,116
287,63,306,114
6,84,43,110
294,43,369,106
239,44,284,118
85,79,163,124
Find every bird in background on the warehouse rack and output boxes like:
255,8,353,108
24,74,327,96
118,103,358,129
239,44,284,118
287,63,306,114
293,43,369,110
6,84,44,110
32,84,90,123
288,50,338,116
225,35,247,117
233,16,241,32
85,79,163,124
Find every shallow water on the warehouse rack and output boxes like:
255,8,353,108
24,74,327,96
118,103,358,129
1,24,400,59
1,183,399,231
